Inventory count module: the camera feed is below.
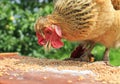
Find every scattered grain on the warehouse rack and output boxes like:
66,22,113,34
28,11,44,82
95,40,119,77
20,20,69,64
78,76,85,81
67,80,73,83
0,55,120,84
43,76,48,80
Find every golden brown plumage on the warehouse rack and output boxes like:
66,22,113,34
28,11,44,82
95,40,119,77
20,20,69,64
35,0,120,63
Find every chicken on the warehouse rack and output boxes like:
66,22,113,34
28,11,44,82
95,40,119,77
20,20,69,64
35,0,120,64
69,0,120,62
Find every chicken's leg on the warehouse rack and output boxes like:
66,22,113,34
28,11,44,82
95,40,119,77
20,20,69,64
65,41,95,62
103,48,110,61
79,41,95,62
102,48,111,65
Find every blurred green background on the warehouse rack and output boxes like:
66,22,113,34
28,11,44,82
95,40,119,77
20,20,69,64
0,0,120,66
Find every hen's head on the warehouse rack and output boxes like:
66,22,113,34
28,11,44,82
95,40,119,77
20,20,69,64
34,17,64,49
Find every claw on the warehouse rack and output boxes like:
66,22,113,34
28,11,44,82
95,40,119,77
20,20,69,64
89,54,95,62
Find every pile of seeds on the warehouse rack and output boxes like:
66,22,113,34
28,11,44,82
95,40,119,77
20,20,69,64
0,54,120,84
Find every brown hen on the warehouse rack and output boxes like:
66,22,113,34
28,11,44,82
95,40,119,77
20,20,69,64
35,0,120,64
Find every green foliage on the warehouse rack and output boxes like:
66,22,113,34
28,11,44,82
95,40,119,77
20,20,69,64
0,0,120,66
92,44,120,66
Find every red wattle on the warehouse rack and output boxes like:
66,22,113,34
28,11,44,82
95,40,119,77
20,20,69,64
51,40,64,49
36,26,64,49
44,27,64,49
36,32,46,45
